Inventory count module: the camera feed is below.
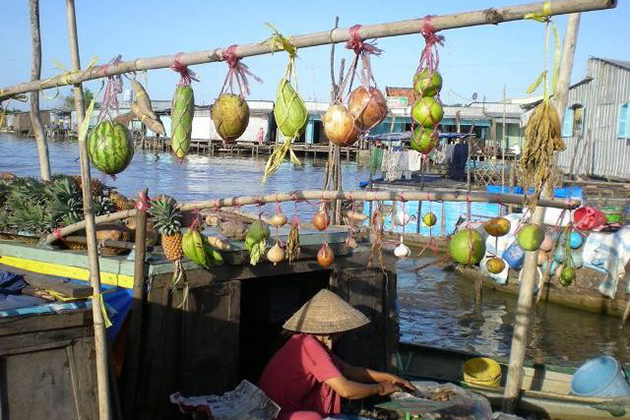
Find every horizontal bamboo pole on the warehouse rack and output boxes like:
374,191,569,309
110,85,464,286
0,0,616,100
44,189,581,244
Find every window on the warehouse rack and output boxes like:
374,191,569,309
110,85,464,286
562,108,574,137
619,103,630,139
562,105,585,138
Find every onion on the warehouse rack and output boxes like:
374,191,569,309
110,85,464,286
394,243,411,259
269,213,288,228
317,243,335,268
312,210,329,231
348,87,387,129
323,104,362,147
267,241,285,265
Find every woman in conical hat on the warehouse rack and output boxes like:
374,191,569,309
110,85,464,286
258,289,414,420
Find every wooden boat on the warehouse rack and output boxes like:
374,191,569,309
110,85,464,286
397,342,630,420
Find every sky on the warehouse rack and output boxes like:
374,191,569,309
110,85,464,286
1,0,628,110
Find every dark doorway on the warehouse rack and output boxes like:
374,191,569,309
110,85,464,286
238,272,330,384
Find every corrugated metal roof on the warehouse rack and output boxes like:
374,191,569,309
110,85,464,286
596,58,630,71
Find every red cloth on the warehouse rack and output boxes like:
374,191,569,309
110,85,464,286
258,334,345,419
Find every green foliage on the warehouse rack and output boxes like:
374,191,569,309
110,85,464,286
63,88,95,110
148,198,182,236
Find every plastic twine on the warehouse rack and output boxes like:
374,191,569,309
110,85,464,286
337,24,384,101
417,16,445,74
220,45,263,97
266,23,299,84
39,56,99,100
98,55,123,123
135,191,151,212
170,54,200,86
525,1,559,104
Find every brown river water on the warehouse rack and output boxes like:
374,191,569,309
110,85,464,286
2,134,629,367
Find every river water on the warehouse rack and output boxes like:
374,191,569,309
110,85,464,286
2,134,629,367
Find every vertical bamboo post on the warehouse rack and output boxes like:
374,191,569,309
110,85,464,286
501,86,507,188
123,188,149,419
502,13,581,413
65,1,112,419
28,0,51,181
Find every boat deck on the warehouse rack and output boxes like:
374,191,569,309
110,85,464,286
368,173,481,193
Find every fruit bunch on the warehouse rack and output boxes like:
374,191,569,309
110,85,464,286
170,59,199,160
182,229,224,268
411,69,443,154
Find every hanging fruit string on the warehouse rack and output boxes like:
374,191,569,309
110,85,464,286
520,2,564,210
417,200,439,258
97,55,123,123
170,55,200,86
417,16,444,74
263,24,306,181
170,54,199,161
286,196,301,263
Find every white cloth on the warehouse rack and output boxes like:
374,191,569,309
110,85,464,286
407,150,423,171
581,227,630,298
382,148,401,181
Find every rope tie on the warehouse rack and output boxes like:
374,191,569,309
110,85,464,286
170,53,200,86
219,45,263,97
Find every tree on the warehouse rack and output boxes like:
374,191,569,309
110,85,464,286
63,88,95,109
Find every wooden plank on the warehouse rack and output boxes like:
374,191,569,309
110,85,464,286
0,328,92,356
20,272,92,298
0,309,90,336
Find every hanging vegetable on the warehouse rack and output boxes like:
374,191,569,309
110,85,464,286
131,79,158,120
317,243,335,268
486,257,506,274
323,105,361,147
286,215,301,263
212,45,262,146
520,6,564,210
517,224,544,251
170,56,199,160
484,217,511,237
245,220,270,266
182,214,223,268
449,228,485,265
263,24,307,182
88,55,134,177
411,17,444,155
267,241,285,265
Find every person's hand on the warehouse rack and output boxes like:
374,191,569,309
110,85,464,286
377,381,397,396
386,374,416,392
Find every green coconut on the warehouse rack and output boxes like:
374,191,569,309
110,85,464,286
212,94,250,143
449,228,486,265
412,97,443,128
274,79,307,138
413,69,443,97
411,127,438,154
171,85,195,159
517,224,544,251
88,121,134,175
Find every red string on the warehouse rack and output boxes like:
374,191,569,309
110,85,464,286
54,228,64,240
220,45,263,97
417,16,445,73
98,55,123,123
135,191,151,212
170,53,200,86
339,24,384,99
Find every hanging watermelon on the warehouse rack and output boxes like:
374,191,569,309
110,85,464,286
88,121,134,176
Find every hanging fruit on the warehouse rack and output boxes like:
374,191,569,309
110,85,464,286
170,59,198,160
131,102,165,136
323,104,362,147
540,233,554,252
412,97,443,128
449,229,486,265
245,220,270,266
517,224,544,251
348,86,387,129
312,210,329,231
269,213,288,228
484,217,511,237
560,266,575,286
286,217,301,263
485,257,506,274
131,79,158,120
411,127,438,154
88,121,134,176
537,250,547,266
394,243,411,259
317,243,335,268
423,212,437,227
212,94,250,143
267,241,285,265
413,69,443,97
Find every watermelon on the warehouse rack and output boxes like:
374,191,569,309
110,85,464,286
171,85,195,159
88,121,134,175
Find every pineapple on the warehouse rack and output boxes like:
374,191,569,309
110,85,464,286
149,197,183,261
110,191,135,211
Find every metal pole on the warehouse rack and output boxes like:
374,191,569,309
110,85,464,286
28,0,51,181
502,12,581,413
0,0,616,100
66,1,112,419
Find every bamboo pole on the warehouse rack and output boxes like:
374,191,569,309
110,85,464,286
65,1,112,419
0,0,616,100
123,189,148,420
28,0,51,181
502,12,581,413
45,189,580,245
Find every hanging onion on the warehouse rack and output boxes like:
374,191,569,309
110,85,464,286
323,104,362,147
267,241,285,265
317,243,335,268
312,210,329,231
348,86,388,129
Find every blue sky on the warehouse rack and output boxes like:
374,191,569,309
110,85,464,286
1,0,628,109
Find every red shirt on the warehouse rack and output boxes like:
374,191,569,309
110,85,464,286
258,334,345,416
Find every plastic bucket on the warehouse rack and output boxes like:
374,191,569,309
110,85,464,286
571,356,630,398
573,207,607,230
463,357,502,387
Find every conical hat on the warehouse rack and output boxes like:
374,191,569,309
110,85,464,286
283,289,370,334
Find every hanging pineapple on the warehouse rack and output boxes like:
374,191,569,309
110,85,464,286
149,196,186,305
170,57,199,160
212,45,262,146
263,24,308,182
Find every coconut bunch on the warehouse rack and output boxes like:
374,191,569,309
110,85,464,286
212,45,262,146
411,69,443,154
263,25,308,181
170,59,199,160
130,80,165,136
324,25,388,147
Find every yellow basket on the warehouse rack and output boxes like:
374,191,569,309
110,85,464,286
463,357,502,387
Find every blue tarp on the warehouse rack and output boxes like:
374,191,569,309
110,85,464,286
486,185,583,199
